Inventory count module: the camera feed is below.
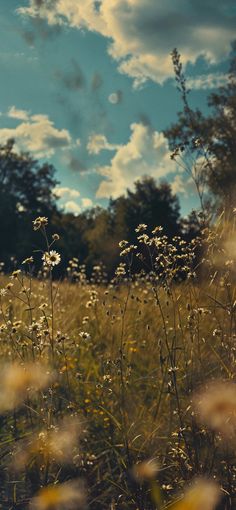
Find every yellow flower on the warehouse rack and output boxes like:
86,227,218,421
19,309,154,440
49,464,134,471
170,478,221,510
30,480,86,510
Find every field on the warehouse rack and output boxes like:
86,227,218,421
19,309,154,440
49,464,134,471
0,217,236,509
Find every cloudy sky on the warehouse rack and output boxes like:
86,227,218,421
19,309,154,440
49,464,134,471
0,1,235,215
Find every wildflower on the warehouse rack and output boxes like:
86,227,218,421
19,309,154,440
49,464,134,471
0,289,7,297
22,256,34,264
212,329,221,337
93,265,101,271
120,244,137,257
193,380,236,438
137,234,149,244
119,240,128,248
33,217,48,231
42,250,61,267
132,458,159,482
28,321,42,333
170,478,221,510
11,270,21,279
103,374,112,383
30,480,86,510
115,263,126,277
135,224,147,233
152,226,163,234
0,362,53,412
52,233,60,241
79,331,91,341
11,321,22,333
39,302,48,310
168,366,179,373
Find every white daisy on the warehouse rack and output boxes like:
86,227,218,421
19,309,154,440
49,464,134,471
42,250,61,267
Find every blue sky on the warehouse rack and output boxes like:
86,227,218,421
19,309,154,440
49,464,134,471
0,0,234,215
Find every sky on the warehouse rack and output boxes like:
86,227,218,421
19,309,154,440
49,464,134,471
0,0,235,216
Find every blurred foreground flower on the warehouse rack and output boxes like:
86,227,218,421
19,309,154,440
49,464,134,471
13,417,81,469
0,362,52,412
169,478,221,510
193,380,236,438
30,480,86,510
131,458,159,482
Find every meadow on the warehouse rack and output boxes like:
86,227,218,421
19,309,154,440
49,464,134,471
0,215,236,510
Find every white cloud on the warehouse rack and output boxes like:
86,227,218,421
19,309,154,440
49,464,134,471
96,122,176,198
171,160,208,197
171,174,191,196
0,109,72,158
87,134,119,155
81,197,93,208
18,0,235,85
187,72,230,90
54,186,80,198
57,191,92,212
7,106,30,121
63,200,81,214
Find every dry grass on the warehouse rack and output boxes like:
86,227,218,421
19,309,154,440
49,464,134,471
0,217,236,509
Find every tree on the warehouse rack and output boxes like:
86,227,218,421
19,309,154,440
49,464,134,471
61,178,182,278
84,207,119,274
110,176,182,244
0,139,58,264
165,45,236,211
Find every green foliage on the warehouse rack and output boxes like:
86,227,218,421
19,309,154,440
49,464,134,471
165,45,236,210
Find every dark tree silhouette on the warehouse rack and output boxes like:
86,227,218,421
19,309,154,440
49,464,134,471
0,139,58,263
110,177,182,244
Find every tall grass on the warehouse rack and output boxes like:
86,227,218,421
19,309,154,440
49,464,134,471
0,214,236,509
